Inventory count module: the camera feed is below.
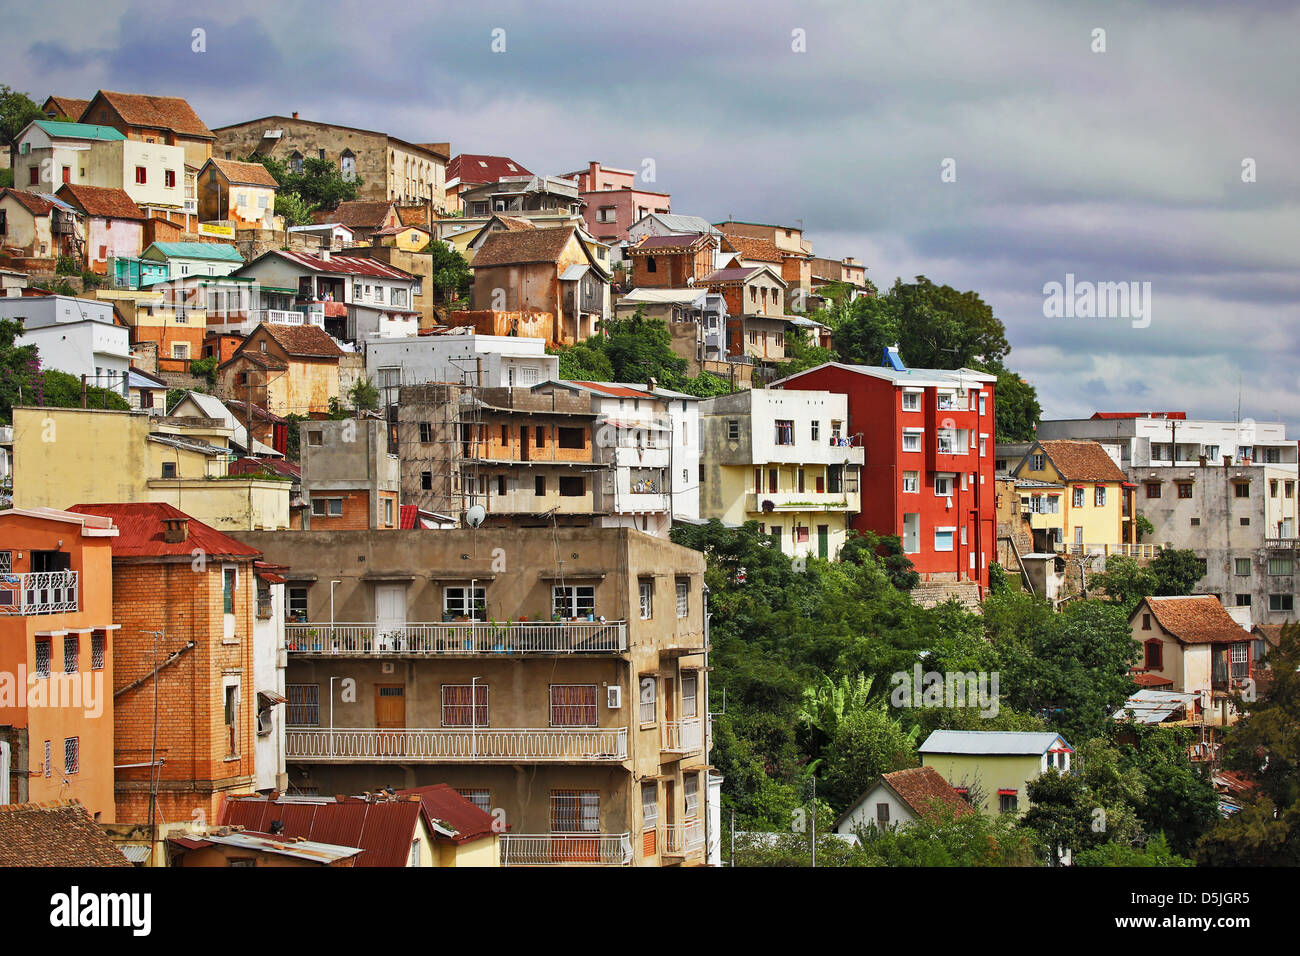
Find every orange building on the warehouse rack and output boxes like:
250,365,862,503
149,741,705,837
65,503,263,824
0,507,119,821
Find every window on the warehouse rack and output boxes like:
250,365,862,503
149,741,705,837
28,166,39,186
311,498,343,517
558,476,584,497
684,774,699,818
934,528,955,552
1146,482,1161,499
441,684,489,726
286,684,319,725
171,342,189,360
902,431,921,452
224,684,239,755
934,475,952,497
550,685,597,726
287,587,308,622
1287,481,1296,497
43,741,50,778
876,803,890,826
639,676,657,724
1268,557,1293,576
534,475,546,496
558,427,585,449
1271,480,1279,497
458,789,491,814
642,782,658,839
553,585,595,619
1095,487,1107,507
443,586,485,619
726,420,740,441
774,420,794,445
1190,517,1201,526
553,790,600,833
902,391,920,411
421,471,433,490
135,166,147,184
63,636,79,674
1236,594,1251,607
902,471,919,493
979,393,986,415
1030,454,1045,471
161,461,177,479
223,568,237,614
681,672,698,719
1234,482,1250,498
1241,517,1251,527
1270,594,1294,612
979,436,987,456
676,579,689,618
1073,487,1084,508
1178,482,1193,499
999,792,1019,814
1235,558,1251,576
91,632,105,670
64,737,79,775
308,431,324,446
164,169,176,188
418,422,433,443
1144,640,1162,669
937,432,954,454
639,579,654,619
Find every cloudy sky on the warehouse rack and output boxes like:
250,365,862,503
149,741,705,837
6,1,1298,428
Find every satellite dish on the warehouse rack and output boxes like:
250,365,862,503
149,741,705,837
466,504,486,528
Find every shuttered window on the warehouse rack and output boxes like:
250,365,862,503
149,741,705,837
550,684,597,726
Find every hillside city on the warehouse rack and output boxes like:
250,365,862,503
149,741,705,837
0,84,1295,870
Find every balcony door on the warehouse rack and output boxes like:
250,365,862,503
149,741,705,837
376,685,406,757
375,584,406,650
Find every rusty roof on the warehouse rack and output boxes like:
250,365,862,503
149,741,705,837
0,801,131,866
253,323,346,359
206,158,279,188
472,225,577,268
87,90,214,139
44,96,92,120
448,154,533,185
721,233,784,263
834,766,975,831
1132,672,1175,688
701,266,763,283
66,502,261,559
56,182,145,221
327,200,397,230
0,188,58,216
1032,440,1127,482
398,784,499,844
220,796,424,867
253,249,414,280
1141,596,1254,644
396,206,431,227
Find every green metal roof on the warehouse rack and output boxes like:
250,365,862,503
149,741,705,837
34,120,126,141
144,242,245,262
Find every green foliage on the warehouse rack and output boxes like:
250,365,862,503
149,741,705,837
35,368,130,411
550,341,614,381
775,326,833,379
0,168,12,189
987,561,1010,596
0,318,39,423
985,362,1042,442
855,808,1042,866
840,530,919,591
1135,514,1154,542
426,241,471,304
348,376,380,411
0,85,42,166
672,371,732,397
55,255,81,276
1075,832,1194,867
821,709,920,809
189,356,218,386
274,191,318,227
246,153,360,212
1089,554,1157,608
1150,548,1204,595
284,413,309,462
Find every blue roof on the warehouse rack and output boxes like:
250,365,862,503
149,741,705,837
144,242,244,263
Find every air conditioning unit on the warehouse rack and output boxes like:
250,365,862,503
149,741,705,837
606,686,623,709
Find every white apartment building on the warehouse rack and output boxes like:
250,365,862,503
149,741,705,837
699,388,863,559
366,331,560,403
0,295,130,396
1038,413,1297,471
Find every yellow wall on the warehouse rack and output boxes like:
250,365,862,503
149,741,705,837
921,753,1044,817
437,834,499,867
710,463,851,559
1018,457,1124,544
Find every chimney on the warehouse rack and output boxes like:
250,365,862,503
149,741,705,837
162,517,189,543
319,248,331,262
588,161,599,189
292,112,299,120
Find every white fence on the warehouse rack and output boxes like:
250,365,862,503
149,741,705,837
500,832,632,866
285,727,628,762
0,571,79,615
285,621,627,655
661,718,703,754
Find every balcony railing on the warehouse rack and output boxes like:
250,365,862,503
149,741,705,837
0,571,79,615
662,820,704,856
1266,538,1300,550
1058,543,1163,558
661,718,703,754
285,620,627,655
748,491,852,513
285,727,628,762
500,832,633,866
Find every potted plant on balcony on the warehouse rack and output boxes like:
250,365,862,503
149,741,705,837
307,628,321,652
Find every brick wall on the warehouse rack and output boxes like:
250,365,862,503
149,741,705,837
306,490,372,531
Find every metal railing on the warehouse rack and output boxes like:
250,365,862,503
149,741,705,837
285,620,627,655
662,820,704,856
1265,538,1300,550
0,571,79,615
500,832,632,866
285,726,628,762
661,718,703,753
1059,543,1163,558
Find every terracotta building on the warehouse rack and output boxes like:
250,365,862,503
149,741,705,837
65,503,266,824
235,525,711,866
626,233,716,289
0,507,119,821
196,158,278,230
218,323,346,417
54,183,145,274
78,90,216,171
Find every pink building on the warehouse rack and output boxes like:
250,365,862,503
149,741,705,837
563,161,670,244
55,183,144,274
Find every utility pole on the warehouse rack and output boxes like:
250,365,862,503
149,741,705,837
80,374,87,409
810,775,816,867
143,630,164,844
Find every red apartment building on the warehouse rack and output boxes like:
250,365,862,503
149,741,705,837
564,161,671,244
776,355,998,590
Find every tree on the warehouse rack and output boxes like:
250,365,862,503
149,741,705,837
1074,832,1193,867
840,530,919,591
855,808,1041,866
348,376,380,412
426,241,470,305
1089,554,1157,608
1150,548,1203,595
189,356,218,388
599,312,687,384
820,708,920,809
986,362,1042,442
34,369,129,411
549,341,613,381
0,86,42,171
775,326,833,378
0,318,39,423
1020,768,1095,864
274,191,318,227
246,153,360,212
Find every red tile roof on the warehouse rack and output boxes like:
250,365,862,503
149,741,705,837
1141,596,1254,644
0,188,61,217
0,801,131,866
448,154,532,186
398,784,499,844
702,266,763,283
1132,672,1175,688
56,183,145,221
325,200,396,230
399,504,418,529
88,90,215,139
880,766,976,823
569,381,651,398
44,96,92,120
396,206,432,227
206,158,279,188
255,323,346,359
721,233,784,263
471,225,577,268
65,502,261,559
220,796,423,867
1034,440,1127,482
229,456,301,479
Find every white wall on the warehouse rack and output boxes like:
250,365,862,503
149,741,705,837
253,580,287,792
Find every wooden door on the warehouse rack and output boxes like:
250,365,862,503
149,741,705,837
376,684,406,757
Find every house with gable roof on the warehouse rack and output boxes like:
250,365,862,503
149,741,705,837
833,766,976,837
919,729,1074,817
218,322,346,416
1011,438,1134,553
197,158,279,230
54,182,145,273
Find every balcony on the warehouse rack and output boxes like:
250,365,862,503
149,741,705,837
1056,543,1163,559
1266,538,1300,550
0,571,79,615
662,820,705,857
661,718,703,754
500,832,632,866
748,490,853,513
285,727,628,762
285,620,627,655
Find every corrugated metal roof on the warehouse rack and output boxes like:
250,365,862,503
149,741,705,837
259,250,414,280
147,242,244,262
65,503,261,559
220,797,422,867
34,120,125,141
1113,689,1199,724
919,730,1071,756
